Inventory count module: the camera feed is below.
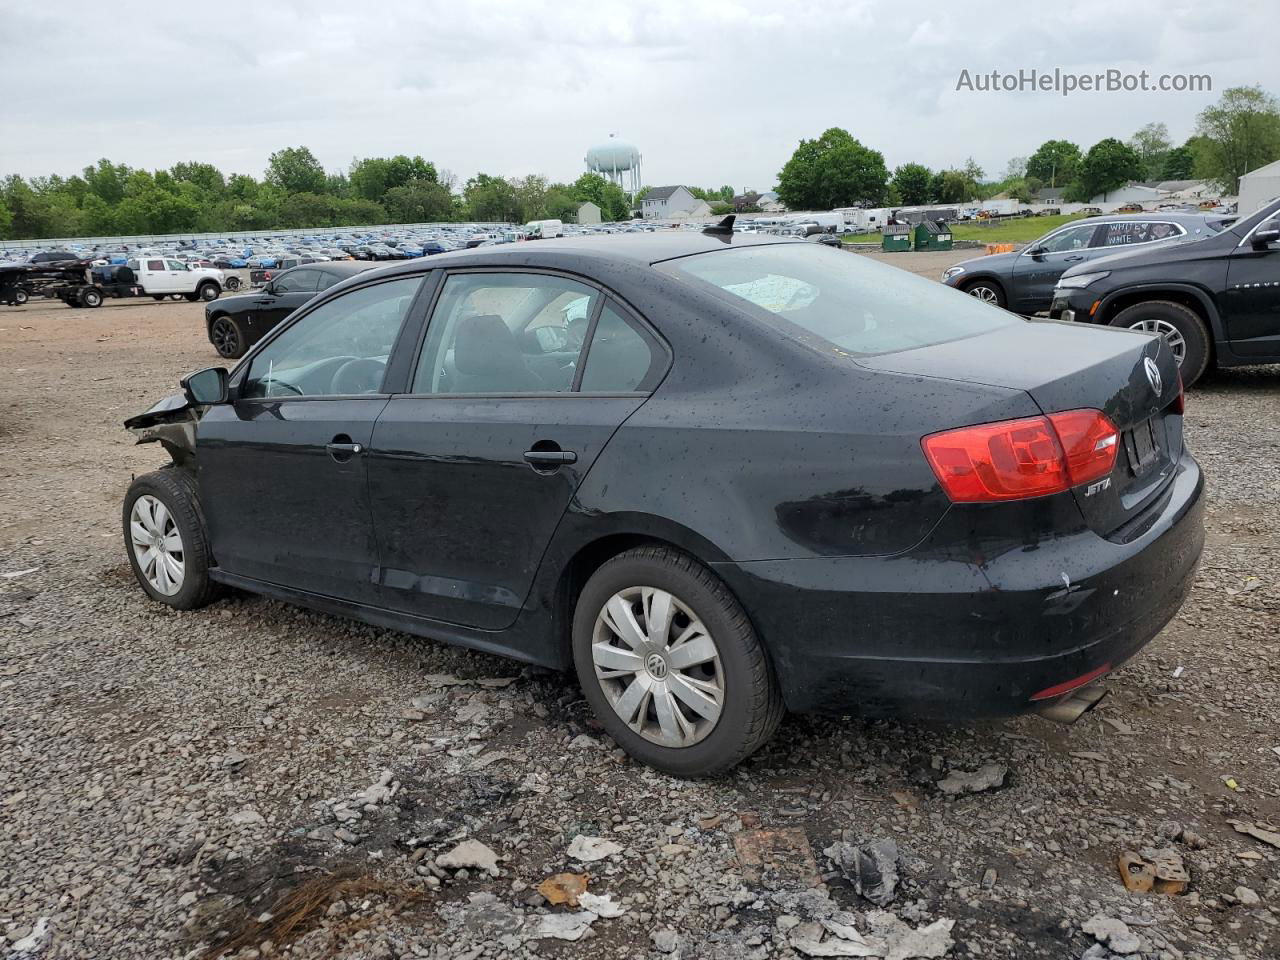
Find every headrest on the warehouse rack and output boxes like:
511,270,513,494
453,314,519,375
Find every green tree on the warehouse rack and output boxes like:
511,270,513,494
1128,122,1172,180
1025,140,1082,188
383,181,457,222
0,195,12,239
1193,85,1280,192
349,155,438,202
170,161,226,195
1074,138,1144,200
932,169,978,204
777,128,888,210
1160,144,1196,180
278,192,336,228
569,173,630,221
891,163,933,205
82,159,131,205
464,173,519,221
265,146,326,195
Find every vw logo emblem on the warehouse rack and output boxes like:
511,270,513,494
645,653,668,680
1143,357,1162,395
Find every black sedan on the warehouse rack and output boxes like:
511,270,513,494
122,226,1204,776
204,261,377,359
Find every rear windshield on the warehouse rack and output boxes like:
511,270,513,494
661,242,1019,356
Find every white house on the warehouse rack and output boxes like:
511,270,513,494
1238,160,1280,216
641,185,699,219
576,201,602,225
1088,182,1163,208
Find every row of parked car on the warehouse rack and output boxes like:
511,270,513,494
942,199,1280,385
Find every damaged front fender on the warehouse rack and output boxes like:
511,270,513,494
124,393,200,467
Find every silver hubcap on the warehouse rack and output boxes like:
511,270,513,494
591,586,724,748
968,286,998,303
129,495,185,596
1128,318,1186,365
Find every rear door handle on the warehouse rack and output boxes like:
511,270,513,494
1064,255,1084,261
523,450,577,466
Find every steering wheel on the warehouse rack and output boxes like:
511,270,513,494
330,357,386,395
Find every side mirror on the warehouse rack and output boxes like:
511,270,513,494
1252,219,1280,249
1025,245,1047,258
182,367,229,405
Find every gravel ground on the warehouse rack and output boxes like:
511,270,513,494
1,280,1278,960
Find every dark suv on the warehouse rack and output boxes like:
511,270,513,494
1049,199,1280,385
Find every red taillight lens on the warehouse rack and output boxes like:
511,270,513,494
1048,409,1119,488
922,410,1119,503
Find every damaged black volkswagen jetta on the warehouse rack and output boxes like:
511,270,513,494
122,222,1204,776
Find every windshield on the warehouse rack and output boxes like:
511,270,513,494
661,243,1019,356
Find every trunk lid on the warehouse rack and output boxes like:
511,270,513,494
857,319,1183,537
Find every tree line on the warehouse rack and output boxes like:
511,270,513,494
775,85,1280,211
0,147,639,241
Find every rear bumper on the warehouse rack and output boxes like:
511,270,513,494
713,453,1205,716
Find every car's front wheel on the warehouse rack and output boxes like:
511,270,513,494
209,315,246,359
123,469,222,610
198,282,220,301
963,278,1006,308
1111,300,1211,386
572,546,783,777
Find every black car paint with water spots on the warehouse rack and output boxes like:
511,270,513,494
125,230,1205,773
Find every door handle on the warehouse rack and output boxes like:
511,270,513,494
523,450,577,465
1064,255,1084,261
326,436,364,462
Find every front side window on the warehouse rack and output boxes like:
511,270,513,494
1034,224,1100,253
273,269,321,294
662,242,1019,356
242,277,422,399
412,273,599,394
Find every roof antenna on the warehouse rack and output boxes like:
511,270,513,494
702,214,735,235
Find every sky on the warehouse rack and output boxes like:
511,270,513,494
1,0,1275,192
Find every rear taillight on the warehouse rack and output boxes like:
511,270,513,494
922,409,1119,503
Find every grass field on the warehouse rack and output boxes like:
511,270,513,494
843,212,1086,247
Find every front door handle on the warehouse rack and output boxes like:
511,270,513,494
1064,255,1084,261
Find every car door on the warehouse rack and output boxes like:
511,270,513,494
366,271,667,629
258,267,322,329
196,275,427,601
165,259,192,293
1009,223,1104,314
142,258,170,293
1222,220,1280,357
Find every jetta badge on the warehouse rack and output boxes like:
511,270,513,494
1143,357,1162,395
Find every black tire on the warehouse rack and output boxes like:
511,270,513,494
14,288,28,305
198,281,220,302
122,468,222,610
225,276,242,291
1110,299,1211,387
152,295,166,301
185,292,200,302
571,546,783,777
962,277,1006,308
209,314,246,359
81,288,103,308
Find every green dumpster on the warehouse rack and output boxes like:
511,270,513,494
881,224,911,252
913,220,954,251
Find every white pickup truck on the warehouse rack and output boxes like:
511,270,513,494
126,258,223,301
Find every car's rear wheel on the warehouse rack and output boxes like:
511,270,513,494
963,278,1006,308
225,276,242,291
152,295,166,301
123,469,222,610
81,288,103,308
14,288,28,305
572,546,783,777
1111,300,1211,387
209,315,245,359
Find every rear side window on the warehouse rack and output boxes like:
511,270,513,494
1100,221,1184,246
580,303,659,393
662,243,1019,356
274,269,320,294
147,259,164,271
